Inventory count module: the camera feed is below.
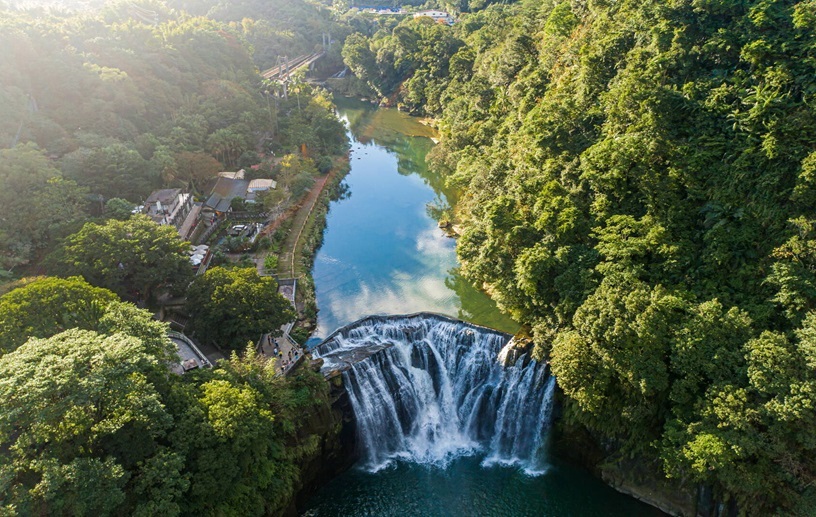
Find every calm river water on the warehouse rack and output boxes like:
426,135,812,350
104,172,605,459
302,98,662,516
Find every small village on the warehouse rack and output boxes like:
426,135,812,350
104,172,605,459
351,6,455,24
139,155,344,375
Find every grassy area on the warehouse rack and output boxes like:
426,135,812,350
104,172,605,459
275,156,350,279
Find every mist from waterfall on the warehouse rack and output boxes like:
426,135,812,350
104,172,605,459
314,314,556,475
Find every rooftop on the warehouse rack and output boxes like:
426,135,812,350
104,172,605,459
248,178,277,191
145,188,182,205
218,170,245,180
204,177,250,212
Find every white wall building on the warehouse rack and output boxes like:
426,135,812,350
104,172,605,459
144,188,193,230
413,10,454,24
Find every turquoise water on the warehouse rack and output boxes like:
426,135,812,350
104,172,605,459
304,98,662,516
302,456,663,516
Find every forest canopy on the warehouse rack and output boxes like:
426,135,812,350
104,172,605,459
0,0,347,275
0,3,349,509
343,0,816,512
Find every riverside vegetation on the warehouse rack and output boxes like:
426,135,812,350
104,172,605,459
0,277,337,515
0,0,355,514
340,0,816,513
4,0,816,514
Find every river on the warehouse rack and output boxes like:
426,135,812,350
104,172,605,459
301,98,662,516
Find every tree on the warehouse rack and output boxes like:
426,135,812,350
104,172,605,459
316,155,333,174
207,127,249,167
766,217,816,324
0,329,184,516
384,0,816,510
0,144,89,269
60,143,155,201
173,151,222,195
185,267,295,350
0,276,118,353
551,273,684,449
52,215,193,302
106,198,135,220
341,33,377,86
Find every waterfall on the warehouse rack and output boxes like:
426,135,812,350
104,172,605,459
313,314,556,475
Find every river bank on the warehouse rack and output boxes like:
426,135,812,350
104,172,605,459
295,98,675,515
274,155,351,342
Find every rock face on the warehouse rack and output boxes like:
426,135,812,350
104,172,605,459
551,394,697,517
287,364,359,516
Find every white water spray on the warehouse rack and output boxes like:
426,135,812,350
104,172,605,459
314,314,556,475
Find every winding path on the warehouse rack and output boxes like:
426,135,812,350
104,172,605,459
276,174,329,278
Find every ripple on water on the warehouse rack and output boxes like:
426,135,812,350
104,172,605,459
300,456,666,517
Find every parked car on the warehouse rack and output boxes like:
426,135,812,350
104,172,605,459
228,224,247,236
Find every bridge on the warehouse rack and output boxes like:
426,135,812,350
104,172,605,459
261,52,326,81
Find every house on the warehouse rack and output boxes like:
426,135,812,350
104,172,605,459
204,177,249,214
413,10,454,24
245,179,277,203
362,7,407,15
218,169,245,180
203,175,277,213
144,189,193,230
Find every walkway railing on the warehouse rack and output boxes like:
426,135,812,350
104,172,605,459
168,331,212,368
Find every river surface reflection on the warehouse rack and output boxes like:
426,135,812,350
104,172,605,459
310,98,518,341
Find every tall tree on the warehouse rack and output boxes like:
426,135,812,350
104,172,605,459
185,267,294,349
0,329,184,516
0,144,89,270
52,215,193,302
172,151,222,195
0,276,118,353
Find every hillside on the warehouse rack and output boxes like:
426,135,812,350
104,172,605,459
342,0,816,512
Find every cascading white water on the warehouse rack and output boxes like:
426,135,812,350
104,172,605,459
313,314,556,475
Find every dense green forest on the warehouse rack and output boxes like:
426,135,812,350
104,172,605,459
0,0,347,276
0,1,352,514
0,277,334,515
343,0,816,512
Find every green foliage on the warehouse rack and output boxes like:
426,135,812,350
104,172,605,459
186,267,295,350
289,326,312,345
316,155,334,174
105,198,135,220
0,2,349,514
342,17,464,114
61,143,156,201
165,347,331,515
0,0,349,276
0,329,178,516
0,325,333,516
0,276,117,353
0,144,89,269
171,151,221,196
356,0,816,511
230,196,248,212
263,255,279,271
52,215,193,302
